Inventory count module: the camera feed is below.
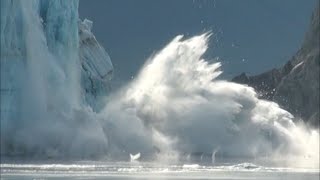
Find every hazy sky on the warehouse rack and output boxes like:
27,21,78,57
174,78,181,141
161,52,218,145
79,0,316,83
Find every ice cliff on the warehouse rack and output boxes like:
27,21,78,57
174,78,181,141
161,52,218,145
233,6,319,127
79,18,113,111
1,0,112,157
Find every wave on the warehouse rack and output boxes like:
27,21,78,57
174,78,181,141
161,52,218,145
1,162,318,173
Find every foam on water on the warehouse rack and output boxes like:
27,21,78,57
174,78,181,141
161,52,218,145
1,162,318,174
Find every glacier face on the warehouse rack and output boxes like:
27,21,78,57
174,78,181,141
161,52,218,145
1,0,113,157
79,18,113,111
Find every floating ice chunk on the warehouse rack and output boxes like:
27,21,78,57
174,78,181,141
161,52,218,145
130,152,141,162
232,163,260,170
182,164,200,169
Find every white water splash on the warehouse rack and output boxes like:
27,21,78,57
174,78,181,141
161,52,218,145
130,152,141,162
101,33,319,168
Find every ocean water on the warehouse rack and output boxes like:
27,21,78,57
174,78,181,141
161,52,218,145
1,161,319,180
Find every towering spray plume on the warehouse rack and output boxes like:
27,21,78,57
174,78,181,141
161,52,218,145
102,34,319,167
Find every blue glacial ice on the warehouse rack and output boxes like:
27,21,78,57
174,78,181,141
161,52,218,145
1,0,113,158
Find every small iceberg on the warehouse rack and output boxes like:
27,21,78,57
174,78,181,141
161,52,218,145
130,152,141,162
232,163,260,170
182,164,200,169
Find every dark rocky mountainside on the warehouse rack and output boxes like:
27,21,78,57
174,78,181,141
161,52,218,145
233,6,319,126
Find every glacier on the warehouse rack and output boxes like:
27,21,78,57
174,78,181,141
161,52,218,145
79,18,113,111
1,0,112,158
0,0,319,169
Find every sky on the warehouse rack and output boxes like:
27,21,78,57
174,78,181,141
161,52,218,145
79,0,317,83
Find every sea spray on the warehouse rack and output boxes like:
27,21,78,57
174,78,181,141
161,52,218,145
101,33,319,167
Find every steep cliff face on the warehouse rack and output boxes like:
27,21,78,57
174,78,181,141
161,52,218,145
233,7,319,126
0,0,112,157
79,18,113,111
0,0,113,116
